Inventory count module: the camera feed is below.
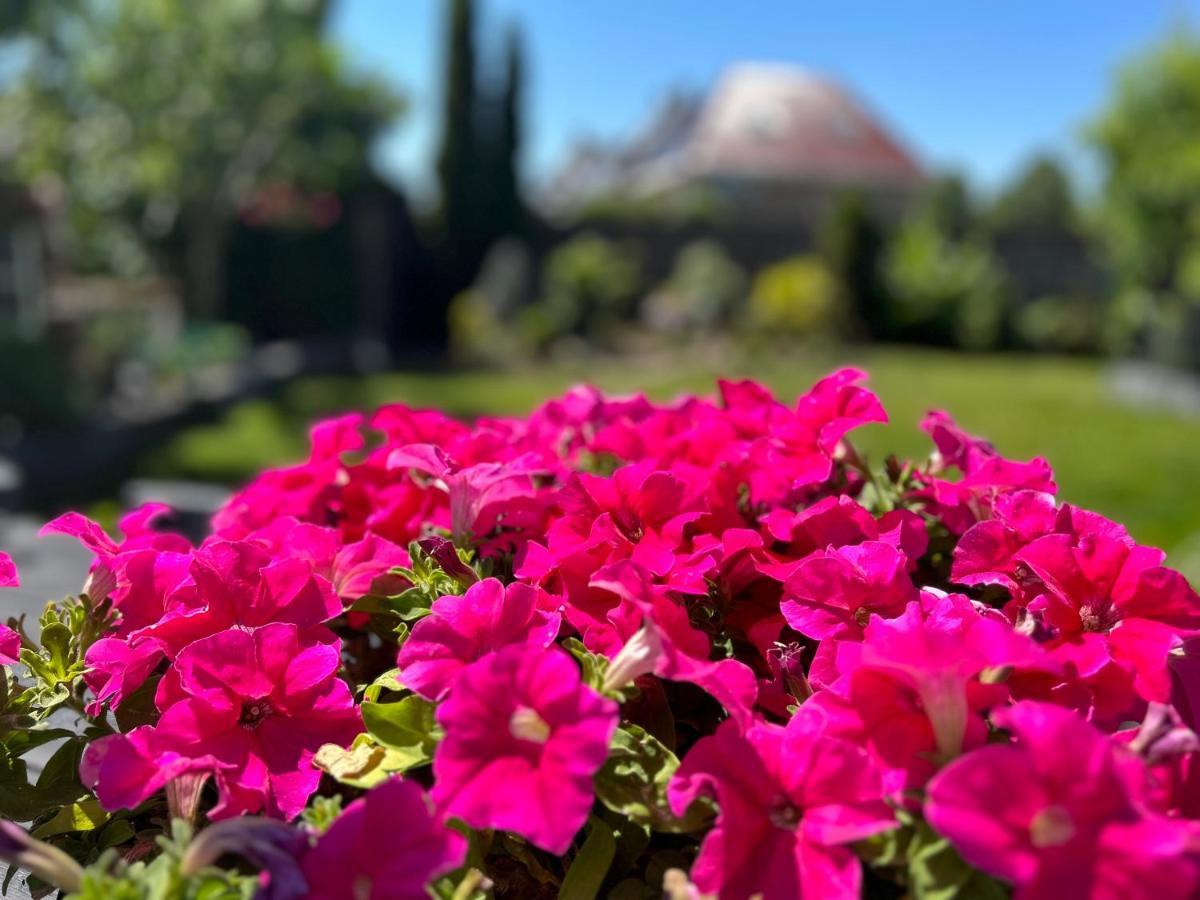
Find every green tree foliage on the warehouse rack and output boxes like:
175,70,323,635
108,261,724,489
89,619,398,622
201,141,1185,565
436,0,483,276
884,216,1007,350
435,0,528,284
491,25,527,240
1089,32,1200,366
918,173,974,241
820,191,889,339
642,240,746,333
1090,33,1200,293
989,155,1077,234
527,233,643,348
2,0,400,318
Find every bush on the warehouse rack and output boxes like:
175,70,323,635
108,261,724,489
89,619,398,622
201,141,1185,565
884,217,1008,349
1015,295,1105,354
535,232,644,346
745,255,839,337
642,240,746,334
4,370,1198,898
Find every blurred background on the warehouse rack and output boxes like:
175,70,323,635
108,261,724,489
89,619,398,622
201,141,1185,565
2,0,1200,590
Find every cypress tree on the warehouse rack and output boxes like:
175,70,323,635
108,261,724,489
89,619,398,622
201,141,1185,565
494,23,526,238
436,0,482,277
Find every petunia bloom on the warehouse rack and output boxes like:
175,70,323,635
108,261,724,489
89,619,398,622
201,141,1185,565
397,577,561,701
300,777,466,900
83,623,361,820
668,708,895,899
926,701,1200,900
430,643,618,854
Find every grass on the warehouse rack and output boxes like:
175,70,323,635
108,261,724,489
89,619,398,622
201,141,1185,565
138,344,1200,575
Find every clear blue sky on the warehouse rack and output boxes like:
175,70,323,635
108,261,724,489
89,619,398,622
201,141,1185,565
331,0,1198,204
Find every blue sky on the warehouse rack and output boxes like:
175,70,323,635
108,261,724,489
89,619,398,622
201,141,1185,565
331,1,1197,204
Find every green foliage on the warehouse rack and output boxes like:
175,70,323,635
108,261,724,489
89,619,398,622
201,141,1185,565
350,539,477,628
361,694,440,759
820,191,889,339
66,821,257,900
1088,32,1200,368
436,0,528,279
642,240,747,334
299,794,343,835
1016,295,1105,355
558,816,617,900
320,690,441,785
745,255,839,337
14,595,113,721
593,726,712,834
989,156,1077,234
562,638,637,703
860,818,1010,900
884,216,1008,349
4,0,399,303
534,234,645,346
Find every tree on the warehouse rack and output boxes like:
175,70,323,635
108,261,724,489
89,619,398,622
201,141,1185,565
1090,32,1200,294
2,0,400,318
491,24,527,240
819,191,888,339
436,0,484,279
918,173,974,241
1088,31,1200,367
989,156,1076,234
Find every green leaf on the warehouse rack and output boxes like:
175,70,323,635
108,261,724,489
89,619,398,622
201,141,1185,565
361,694,439,759
558,816,616,900
562,637,637,702
113,674,161,731
32,797,108,838
907,821,1009,900
361,667,404,704
313,733,429,787
593,726,711,833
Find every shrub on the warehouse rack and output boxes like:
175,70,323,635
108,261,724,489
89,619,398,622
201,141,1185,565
642,239,746,334
2,371,1199,898
884,217,1008,349
535,232,644,346
1015,295,1105,354
745,254,839,337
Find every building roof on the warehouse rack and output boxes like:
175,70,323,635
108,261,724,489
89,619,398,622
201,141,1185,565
686,63,922,185
545,62,923,212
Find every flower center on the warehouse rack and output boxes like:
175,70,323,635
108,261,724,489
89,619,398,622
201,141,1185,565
1079,601,1118,633
1029,805,1075,847
239,700,274,731
508,705,551,744
854,606,872,628
768,794,802,830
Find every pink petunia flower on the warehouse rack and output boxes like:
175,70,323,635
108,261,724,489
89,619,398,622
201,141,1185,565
430,643,618,854
387,443,549,549
0,551,18,588
0,552,19,665
926,701,1200,900
397,577,561,701
781,541,917,641
833,594,1053,765
1016,533,1200,703
83,622,361,820
300,777,466,900
668,708,895,899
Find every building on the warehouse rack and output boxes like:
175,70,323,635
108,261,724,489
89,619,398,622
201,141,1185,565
544,62,924,228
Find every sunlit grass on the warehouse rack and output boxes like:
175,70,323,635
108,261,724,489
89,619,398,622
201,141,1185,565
139,345,1200,570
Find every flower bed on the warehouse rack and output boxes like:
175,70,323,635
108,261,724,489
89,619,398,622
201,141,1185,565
0,368,1198,898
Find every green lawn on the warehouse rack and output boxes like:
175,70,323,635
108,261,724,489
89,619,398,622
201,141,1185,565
139,346,1200,577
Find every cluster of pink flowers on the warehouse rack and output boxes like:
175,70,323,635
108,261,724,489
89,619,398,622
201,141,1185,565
4,368,1200,899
